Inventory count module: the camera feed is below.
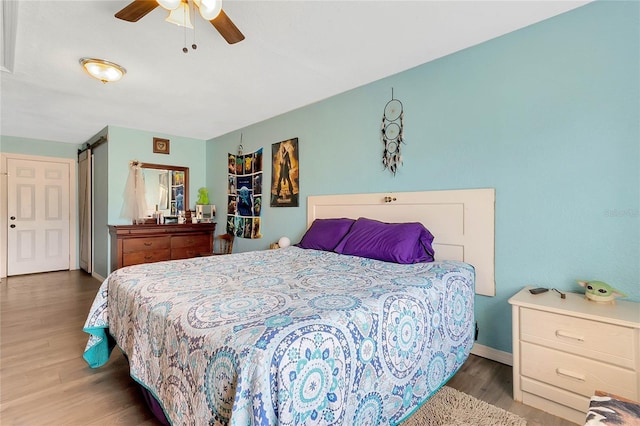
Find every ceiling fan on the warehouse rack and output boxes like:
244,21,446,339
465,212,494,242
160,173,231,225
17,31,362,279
115,0,244,45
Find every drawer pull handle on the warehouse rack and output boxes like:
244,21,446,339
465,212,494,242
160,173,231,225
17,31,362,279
144,255,153,260
555,330,584,342
555,368,586,382
144,242,153,246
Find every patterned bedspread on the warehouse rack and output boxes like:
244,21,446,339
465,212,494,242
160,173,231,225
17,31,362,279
83,247,475,425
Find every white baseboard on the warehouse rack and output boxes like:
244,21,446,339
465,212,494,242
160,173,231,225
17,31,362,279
92,271,106,282
471,343,513,366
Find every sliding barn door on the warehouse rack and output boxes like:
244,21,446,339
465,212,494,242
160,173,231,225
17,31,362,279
78,149,92,273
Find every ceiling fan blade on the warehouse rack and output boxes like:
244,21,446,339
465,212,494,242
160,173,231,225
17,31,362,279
115,0,159,22
210,9,245,44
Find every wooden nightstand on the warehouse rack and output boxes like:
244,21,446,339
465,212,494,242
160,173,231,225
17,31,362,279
509,287,640,424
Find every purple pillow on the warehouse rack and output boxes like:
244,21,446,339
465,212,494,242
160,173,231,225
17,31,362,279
334,217,435,264
296,218,355,251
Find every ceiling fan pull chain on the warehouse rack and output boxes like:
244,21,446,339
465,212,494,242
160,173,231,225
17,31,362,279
182,18,188,52
182,1,189,53
191,0,198,50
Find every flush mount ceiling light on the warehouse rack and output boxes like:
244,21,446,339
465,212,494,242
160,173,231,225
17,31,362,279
79,58,126,83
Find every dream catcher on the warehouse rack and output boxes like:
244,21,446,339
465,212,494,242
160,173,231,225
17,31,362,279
381,89,404,175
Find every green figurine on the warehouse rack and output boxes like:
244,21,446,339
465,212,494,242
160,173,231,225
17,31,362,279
196,187,209,205
577,280,627,303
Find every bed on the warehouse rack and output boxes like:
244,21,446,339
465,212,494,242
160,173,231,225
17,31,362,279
83,189,495,425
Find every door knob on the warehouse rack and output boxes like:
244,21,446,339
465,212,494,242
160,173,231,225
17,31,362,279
10,224,16,228
10,216,15,220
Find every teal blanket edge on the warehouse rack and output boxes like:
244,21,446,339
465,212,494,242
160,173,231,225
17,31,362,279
82,326,115,368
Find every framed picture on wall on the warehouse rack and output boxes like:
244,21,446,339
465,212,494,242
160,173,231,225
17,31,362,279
153,137,170,154
270,138,299,207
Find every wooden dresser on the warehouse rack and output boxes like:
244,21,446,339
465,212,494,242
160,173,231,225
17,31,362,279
509,287,640,424
109,223,216,271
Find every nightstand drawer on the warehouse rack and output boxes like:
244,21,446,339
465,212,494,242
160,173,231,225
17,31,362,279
521,341,637,400
520,378,590,424
521,308,636,368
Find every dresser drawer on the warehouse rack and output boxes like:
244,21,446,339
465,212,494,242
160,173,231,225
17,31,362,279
171,234,211,249
520,308,636,369
171,246,210,260
123,249,171,266
520,341,637,400
123,236,171,253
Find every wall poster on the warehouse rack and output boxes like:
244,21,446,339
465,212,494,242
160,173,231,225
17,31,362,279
227,148,263,239
270,138,299,207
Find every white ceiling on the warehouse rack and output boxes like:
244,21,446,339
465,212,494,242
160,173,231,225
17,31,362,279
1,0,590,145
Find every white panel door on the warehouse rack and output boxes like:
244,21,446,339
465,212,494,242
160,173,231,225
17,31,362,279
7,158,70,275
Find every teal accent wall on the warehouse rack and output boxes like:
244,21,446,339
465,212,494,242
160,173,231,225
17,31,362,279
105,126,208,227
98,126,207,276
1,135,79,158
207,1,639,354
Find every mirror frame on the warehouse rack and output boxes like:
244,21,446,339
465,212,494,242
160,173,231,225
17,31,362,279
140,162,189,214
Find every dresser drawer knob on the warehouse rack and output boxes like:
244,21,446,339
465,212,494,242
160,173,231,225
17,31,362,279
144,255,153,260
555,368,586,382
144,242,153,246
555,330,584,342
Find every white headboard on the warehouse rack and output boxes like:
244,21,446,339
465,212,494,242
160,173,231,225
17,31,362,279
307,188,495,296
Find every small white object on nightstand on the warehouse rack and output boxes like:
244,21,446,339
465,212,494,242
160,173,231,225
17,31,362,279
278,236,290,248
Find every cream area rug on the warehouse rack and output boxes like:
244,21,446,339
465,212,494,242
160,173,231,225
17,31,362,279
402,386,527,426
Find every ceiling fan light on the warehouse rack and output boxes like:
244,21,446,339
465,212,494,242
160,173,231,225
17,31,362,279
79,58,126,83
165,2,194,28
198,0,222,20
157,0,181,10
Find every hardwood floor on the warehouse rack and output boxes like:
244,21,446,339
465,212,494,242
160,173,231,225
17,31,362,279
446,355,577,426
1,270,578,425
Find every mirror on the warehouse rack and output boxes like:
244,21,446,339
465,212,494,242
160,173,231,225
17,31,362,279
140,163,189,217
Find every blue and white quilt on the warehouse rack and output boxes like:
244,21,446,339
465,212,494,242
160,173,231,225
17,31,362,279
83,247,475,425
